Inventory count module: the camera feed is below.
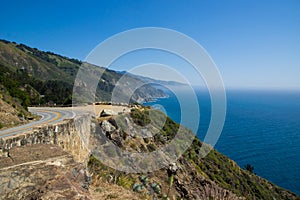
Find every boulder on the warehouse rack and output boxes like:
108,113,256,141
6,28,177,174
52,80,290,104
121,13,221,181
100,120,116,132
100,109,117,117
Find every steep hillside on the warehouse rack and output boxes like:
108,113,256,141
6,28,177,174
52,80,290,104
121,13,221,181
0,98,28,130
0,84,35,129
0,39,165,128
88,108,299,200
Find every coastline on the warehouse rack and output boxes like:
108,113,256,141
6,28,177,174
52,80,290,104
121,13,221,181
143,89,300,195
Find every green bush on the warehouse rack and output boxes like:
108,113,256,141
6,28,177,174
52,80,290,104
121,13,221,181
130,109,151,126
18,112,23,117
245,164,254,173
116,175,135,189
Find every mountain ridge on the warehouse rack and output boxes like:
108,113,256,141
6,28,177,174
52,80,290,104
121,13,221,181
0,39,166,128
0,39,299,199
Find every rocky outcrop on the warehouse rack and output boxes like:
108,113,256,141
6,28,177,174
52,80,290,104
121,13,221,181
88,108,300,200
0,144,91,199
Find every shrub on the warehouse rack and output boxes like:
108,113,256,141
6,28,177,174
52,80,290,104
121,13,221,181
130,109,151,126
18,112,23,117
245,164,254,173
116,175,135,189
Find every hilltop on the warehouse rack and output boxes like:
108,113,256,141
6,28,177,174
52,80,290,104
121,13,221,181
0,39,165,129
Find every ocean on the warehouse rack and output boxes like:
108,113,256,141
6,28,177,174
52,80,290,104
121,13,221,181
144,87,300,195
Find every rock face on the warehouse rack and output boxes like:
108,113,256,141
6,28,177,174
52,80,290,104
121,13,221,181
100,120,116,133
0,144,91,200
0,114,95,199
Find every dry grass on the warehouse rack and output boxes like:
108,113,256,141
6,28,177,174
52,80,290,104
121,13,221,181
89,182,146,200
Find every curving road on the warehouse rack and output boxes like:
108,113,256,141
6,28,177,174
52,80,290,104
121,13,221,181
0,104,128,139
0,107,78,139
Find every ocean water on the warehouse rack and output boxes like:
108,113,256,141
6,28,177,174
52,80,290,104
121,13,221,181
144,88,300,195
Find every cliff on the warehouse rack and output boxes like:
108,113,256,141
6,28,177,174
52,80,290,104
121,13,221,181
0,107,299,199
88,108,299,200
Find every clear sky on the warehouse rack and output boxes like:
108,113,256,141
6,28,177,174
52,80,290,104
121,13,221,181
0,0,299,89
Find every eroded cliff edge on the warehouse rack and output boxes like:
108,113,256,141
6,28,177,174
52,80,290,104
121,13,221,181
88,108,299,200
0,107,299,200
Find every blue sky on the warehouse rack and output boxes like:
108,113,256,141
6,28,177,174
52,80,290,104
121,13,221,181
0,0,299,89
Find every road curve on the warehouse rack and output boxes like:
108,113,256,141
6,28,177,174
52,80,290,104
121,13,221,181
0,104,129,139
0,107,77,139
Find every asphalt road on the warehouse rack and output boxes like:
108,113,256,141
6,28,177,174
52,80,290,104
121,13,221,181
0,107,77,139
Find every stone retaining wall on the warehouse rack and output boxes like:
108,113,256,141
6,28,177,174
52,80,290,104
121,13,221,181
0,114,91,164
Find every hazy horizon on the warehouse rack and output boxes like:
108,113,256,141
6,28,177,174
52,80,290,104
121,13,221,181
1,0,299,90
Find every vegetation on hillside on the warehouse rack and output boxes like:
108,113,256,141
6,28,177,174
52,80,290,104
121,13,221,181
88,108,299,199
0,39,166,109
0,62,72,107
